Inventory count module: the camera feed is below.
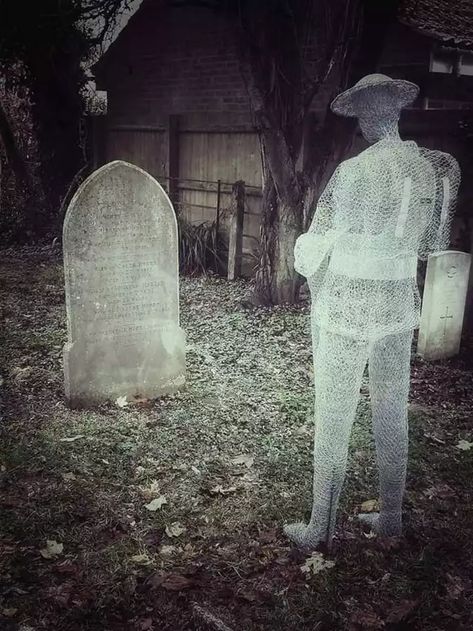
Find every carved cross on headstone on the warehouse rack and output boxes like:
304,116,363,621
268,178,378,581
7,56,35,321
440,306,454,337
418,252,471,361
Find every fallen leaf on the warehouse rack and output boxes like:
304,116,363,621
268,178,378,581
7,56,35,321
424,484,456,500
156,573,193,591
238,588,259,602
140,480,161,499
360,499,379,512
62,472,76,481
54,560,79,575
232,454,254,468
12,366,32,382
115,395,128,408
144,496,167,512
191,466,201,475
183,543,196,558
172,463,187,471
131,395,151,406
59,435,85,443
47,582,72,606
139,618,154,630
300,551,335,576
149,480,161,494
425,433,445,445
40,540,64,559
2,608,18,617
130,553,152,565
210,485,237,495
160,545,178,555
456,439,473,451
165,522,186,538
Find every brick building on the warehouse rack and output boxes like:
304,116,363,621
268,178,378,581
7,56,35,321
91,1,345,271
92,0,473,277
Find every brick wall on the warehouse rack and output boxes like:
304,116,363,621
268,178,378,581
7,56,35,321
378,23,431,69
96,4,253,126
95,3,338,127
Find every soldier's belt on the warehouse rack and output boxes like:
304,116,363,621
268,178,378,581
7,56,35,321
329,251,418,280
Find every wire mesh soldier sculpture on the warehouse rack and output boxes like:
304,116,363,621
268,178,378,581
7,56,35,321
285,74,460,549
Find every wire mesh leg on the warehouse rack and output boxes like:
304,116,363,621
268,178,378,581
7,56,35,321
368,329,413,537
285,328,368,549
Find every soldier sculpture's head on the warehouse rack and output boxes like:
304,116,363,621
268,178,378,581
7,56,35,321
330,74,420,144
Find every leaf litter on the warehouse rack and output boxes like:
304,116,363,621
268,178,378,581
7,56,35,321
144,495,167,511
0,251,472,630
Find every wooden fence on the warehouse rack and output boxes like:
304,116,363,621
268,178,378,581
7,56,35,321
164,175,258,279
92,114,263,276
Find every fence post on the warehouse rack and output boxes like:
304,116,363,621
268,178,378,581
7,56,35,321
227,180,245,280
168,114,180,208
215,178,222,272
90,115,107,170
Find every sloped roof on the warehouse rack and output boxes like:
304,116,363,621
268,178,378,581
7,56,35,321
91,0,148,74
399,0,473,49
93,0,473,76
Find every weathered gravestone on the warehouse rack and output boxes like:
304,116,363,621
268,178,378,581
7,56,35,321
63,160,185,407
417,250,471,360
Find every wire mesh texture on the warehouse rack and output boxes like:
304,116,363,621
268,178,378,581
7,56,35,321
287,74,460,549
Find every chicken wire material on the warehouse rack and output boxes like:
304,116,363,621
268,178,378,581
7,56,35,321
286,74,460,549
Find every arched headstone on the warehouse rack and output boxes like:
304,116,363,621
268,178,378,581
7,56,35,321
63,160,185,407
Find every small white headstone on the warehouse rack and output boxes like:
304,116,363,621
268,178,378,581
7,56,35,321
417,250,471,360
63,160,186,407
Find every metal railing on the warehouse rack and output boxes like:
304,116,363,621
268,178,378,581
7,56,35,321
160,175,261,278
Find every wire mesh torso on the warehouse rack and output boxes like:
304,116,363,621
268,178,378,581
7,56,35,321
295,138,460,340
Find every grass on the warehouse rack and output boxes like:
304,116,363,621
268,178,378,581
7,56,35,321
0,246,472,630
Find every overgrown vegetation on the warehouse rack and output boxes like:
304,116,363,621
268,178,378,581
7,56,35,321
0,1,132,239
178,217,227,276
0,247,472,630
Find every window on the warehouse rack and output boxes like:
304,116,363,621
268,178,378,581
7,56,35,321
431,49,456,73
460,52,473,76
430,47,473,76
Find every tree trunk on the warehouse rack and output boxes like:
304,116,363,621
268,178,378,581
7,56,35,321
254,172,277,305
273,201,302,302
27,49,86,231
254,131,303,305
0,97,32,189
0,95,47,236
250,0,401,304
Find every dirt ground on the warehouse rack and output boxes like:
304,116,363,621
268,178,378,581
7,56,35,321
1,246,472,631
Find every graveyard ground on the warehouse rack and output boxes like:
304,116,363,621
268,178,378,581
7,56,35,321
1,246,473,631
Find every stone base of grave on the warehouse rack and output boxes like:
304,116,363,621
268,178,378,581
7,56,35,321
64,325,186,408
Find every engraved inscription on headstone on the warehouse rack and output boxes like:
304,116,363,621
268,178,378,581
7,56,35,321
63,160,186,406
417,250,471,360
